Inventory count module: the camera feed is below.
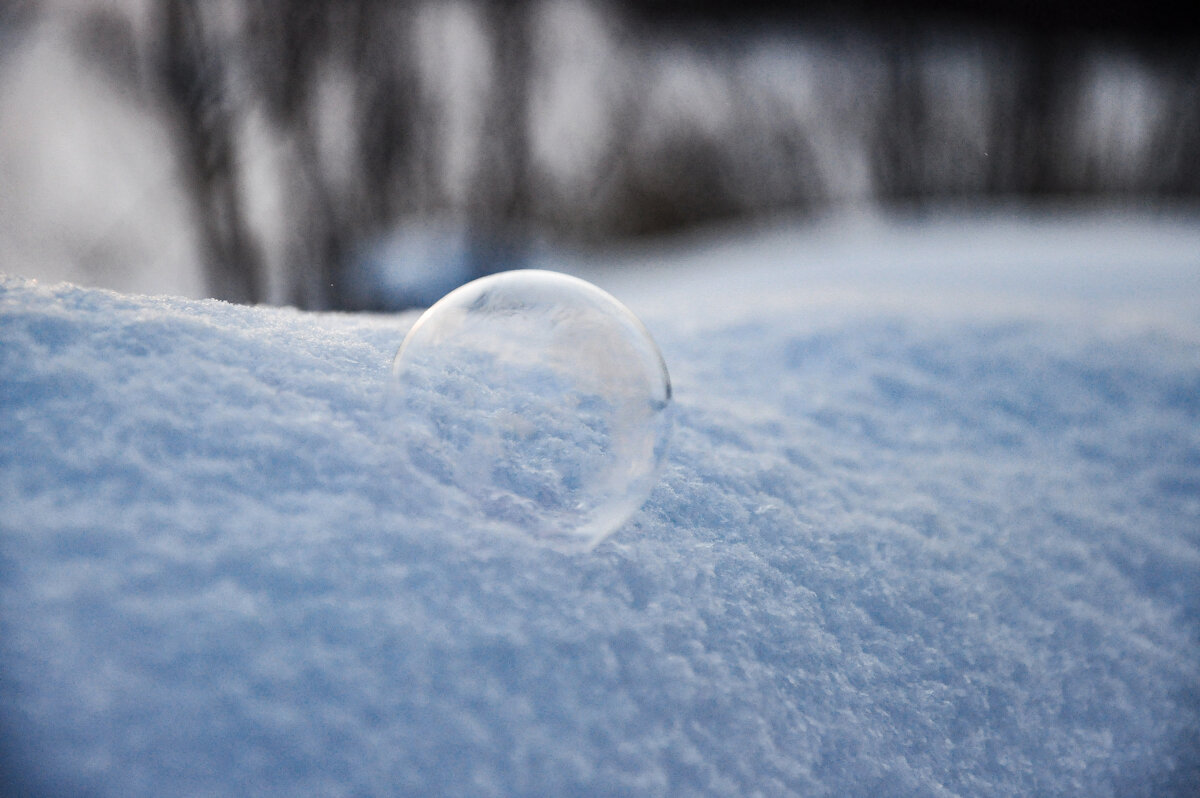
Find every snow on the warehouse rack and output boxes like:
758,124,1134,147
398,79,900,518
2,211,1200,796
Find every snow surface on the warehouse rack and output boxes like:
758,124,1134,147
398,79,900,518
2,213,1200,796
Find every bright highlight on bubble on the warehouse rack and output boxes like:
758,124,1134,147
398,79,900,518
390,269,672,550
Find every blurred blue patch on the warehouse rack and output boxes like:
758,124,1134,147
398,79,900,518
339,222,528,311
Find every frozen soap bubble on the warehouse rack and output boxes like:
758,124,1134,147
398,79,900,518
390,269,672,550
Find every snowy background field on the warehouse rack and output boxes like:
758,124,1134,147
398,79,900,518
2,209,1199,796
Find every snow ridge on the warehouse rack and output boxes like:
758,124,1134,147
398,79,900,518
2,274,1198,796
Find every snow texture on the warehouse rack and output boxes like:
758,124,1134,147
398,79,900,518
2,215,1199,796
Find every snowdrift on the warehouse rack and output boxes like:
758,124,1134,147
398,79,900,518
2,213,1198,796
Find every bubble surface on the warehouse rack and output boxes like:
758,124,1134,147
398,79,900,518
390,269,672,550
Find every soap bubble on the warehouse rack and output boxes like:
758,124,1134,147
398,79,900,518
390,269,672,550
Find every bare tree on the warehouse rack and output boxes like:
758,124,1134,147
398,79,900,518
158,0,264,304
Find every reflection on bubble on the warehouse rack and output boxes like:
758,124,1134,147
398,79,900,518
390,270,672,550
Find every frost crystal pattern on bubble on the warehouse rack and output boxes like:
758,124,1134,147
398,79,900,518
390,270,672,549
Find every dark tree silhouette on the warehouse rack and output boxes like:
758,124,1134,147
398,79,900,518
120,0,1200,307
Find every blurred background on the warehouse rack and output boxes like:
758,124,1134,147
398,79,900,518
1,0,1197,310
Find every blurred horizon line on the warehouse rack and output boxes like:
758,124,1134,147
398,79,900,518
1,0,1198,308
